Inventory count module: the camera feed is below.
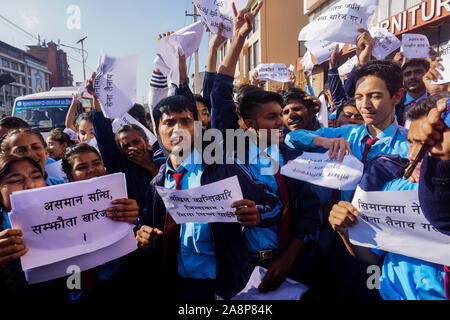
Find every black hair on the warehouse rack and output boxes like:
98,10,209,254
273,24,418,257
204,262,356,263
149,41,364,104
240,90,283,120
115,124,148,144
405,92,450,121
193,94,210,111
0,117,29,131
152,95,198,133
336,97,357,119
1,128,46,153
61,143,102,178
355,60,403,97
75,112,93,131
402,58,430,73
235,84,263,106
282,88,315,110
47,128,76,147
128,103,150,130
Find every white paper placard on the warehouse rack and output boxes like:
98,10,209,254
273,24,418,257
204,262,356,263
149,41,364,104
349,186,450,266
193,0,248,39
305,40,345,65
432,51,450,85
154,21,205,86
112,113,157,146
156,176,243,224
280,152,363,190
369,27,401,60
298,0,378,44
256,63,290,82
9,173,131,270
401,33,431,59
24,230,136,284
93,52,139,119
338,55,358,75
231,266,309,300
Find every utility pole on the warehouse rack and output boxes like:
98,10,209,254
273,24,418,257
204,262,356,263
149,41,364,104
185,6,201,94
76,36,88,81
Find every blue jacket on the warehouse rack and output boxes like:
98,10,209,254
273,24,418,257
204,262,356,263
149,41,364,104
419,154,450,236
203,72,216,113
328,67,348,109
360,154,409,191
142,160,281,299
91,110,166,212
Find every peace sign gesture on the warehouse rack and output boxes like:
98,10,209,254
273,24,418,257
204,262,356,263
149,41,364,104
232,1,263,39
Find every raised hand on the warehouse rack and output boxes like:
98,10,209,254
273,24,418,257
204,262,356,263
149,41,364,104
232,1,263,39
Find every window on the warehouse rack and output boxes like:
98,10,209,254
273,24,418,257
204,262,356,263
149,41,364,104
2,59,8,68
20,65,25,73
248,45,254,72
253,41,260,67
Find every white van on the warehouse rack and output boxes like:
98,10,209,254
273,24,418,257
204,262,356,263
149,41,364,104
12,87,93,138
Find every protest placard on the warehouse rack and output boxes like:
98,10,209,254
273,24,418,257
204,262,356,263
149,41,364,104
280,152,363,190
305,40,345,65
256,63,291,83
155,176,243,224
432,50,450,85
154,21,204,86
230,266,309,300
349,186,450,266
298,0,378,44
401,33,431,59
300,51,314,75
9,173,133,271
317,94,329,128
24,230,136,284
112,113,158,146
338,55,358,75
369,27,402,60
193,0,248,39
93,52,139,119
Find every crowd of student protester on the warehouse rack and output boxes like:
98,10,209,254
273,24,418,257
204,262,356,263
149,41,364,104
0,3,449,302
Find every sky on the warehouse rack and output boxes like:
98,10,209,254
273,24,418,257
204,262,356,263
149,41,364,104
0,0,211,105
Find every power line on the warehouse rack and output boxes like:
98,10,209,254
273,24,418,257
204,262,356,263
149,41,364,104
0,13,39,42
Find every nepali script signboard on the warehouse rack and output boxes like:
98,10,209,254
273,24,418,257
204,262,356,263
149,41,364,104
156,176,243,224
94,51,139,119
349,186,450,266
298,0,378,44
280,152,363,191
256,63,290,83
9,173,136,276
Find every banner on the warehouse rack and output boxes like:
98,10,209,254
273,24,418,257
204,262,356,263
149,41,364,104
9,173,133,271
349,186,450,266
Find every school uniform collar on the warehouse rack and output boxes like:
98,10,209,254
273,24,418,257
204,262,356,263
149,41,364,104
362,119,399,148
404,91,428,106
165,149,202,175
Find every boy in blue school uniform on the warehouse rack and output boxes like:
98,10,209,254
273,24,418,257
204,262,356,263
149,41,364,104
328,94,447,300
208,3,322,293
138,94,281,300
